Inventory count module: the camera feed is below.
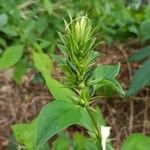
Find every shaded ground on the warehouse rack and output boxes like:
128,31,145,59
0,41,150,150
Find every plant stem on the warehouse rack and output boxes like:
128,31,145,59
86,106,102,148
78,87,102,148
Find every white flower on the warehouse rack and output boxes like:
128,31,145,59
100,126,111,150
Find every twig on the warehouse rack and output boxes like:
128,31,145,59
17,0,37,9
143,89,149,134
115,45,134,134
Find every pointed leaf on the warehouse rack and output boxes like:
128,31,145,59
43,74,74,102
105,79,124,95
140,19,150,40
51,54,66,65
93,63,120,80
126,59,150,96
0,45,24,69
95,79,124,95
36,102,106,149
33,51,52,75
13,58,28,84
33,51,75,102
35,101,83,148
129,46,150,62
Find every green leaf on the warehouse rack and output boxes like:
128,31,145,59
33,50,75,102
12,120,36,150
0,37,6,48
129,46,150,62
0,45,24,69
82,51,100,67
43,74,75,102
92,63,124,95
51,54,66,65
73,132,99,150
105,79,124,95
121,134,150,150
23,20,36,42
43,0,53,15
52,131,70,150
0,14,8,27
140,19,150,41
0,26,18,37
12,120,49,150
93,63,120,80
33,51,52,75
35,100,106,149
145,5,150,19
77,106,106,133
126,59,150,96
95,79,124,95
35,101,83,148
77,107,95,132
36,16,48,35
13,58,28,84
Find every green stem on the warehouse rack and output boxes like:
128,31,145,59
86,106,102,148
77,82,102,147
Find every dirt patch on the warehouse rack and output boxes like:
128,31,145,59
0,71,51,149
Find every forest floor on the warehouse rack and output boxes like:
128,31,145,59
0,41,150,150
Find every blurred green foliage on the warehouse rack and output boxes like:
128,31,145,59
0,0,149,51
127,46,150,96
121,134,150,150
